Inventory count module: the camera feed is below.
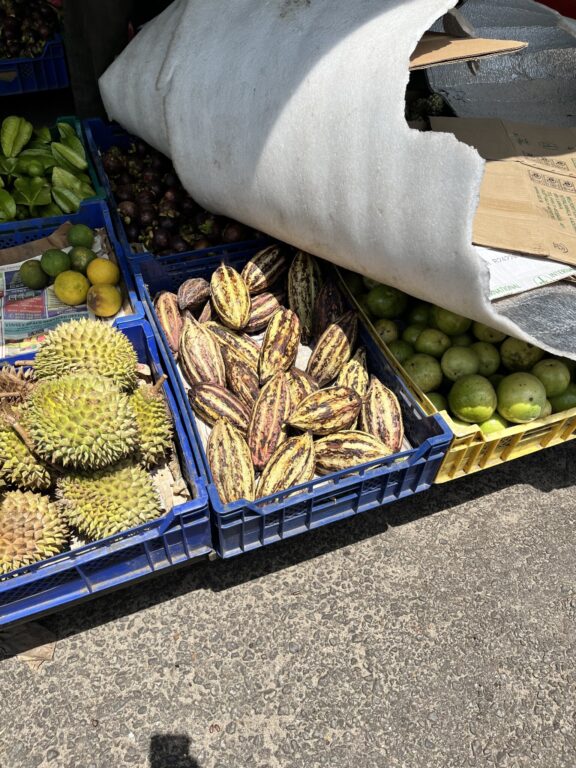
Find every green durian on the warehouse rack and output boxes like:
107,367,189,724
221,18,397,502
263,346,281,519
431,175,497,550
0,491,69,574
23,374,139,470
33,318,138,391
131,380,173,468
58,462,161,540
0,419,52,491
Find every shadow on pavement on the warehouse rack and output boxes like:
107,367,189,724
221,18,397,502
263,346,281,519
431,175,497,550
149,734,200,768
1,441,573,658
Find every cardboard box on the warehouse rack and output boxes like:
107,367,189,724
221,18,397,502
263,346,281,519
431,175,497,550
432,117,576,267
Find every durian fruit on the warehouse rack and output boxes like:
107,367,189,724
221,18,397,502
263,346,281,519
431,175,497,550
58,462,162,540
0,491,69,574
23,374,139,470
0,364,34,403
33,319,138,391
0,418,52,491
131,378,173,468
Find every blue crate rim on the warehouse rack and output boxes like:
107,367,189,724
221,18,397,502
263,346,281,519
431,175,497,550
0,33,64,66
134,255,453,520
0,318,209,588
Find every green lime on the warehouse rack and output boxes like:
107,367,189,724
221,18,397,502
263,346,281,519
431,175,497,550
471,342,501,377
362,276,380,290
365,284,408,319
479,413,508,436
448,375,497,424
404,354,443,393
18,259,49,290
441,346,479,382
531,358,571,398
431,306,472,336
345,271,365,296
402,323,426,346
40,248,71,277
452,333,473,348
356,294,374,319
497,373,547,424
407,302,431,326
549,382,576,414
472,322,506,343
542,400,552,418
69,246,97,275
374,318,399,344
415,328,451,358
427,392,448,411
388,339,413,365
500,338,545,372
67,223,95,249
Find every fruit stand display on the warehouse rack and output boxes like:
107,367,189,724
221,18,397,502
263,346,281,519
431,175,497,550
133,246,452,557
0,320,211,626
336,270,576,482
0,0,68,96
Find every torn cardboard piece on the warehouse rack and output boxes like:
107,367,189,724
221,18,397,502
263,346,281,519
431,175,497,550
431,117,576,266
410,33,527,70
431,117,576,177
473,160,576,265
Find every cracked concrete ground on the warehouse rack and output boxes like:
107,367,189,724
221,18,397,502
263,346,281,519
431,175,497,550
1,441,575,768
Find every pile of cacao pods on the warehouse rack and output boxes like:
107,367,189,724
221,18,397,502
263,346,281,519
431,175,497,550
154,246,406,504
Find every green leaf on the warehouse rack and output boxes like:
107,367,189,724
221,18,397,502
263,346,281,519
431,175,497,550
0,189,17,221
13,177,52,208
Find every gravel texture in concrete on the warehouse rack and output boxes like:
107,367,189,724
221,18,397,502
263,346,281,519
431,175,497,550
1,441,575,768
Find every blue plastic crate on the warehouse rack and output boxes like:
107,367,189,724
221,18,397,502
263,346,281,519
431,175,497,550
133,250,454,558
0,199,144,333
0,320,212,627
82,118,264,261
0,35,68,96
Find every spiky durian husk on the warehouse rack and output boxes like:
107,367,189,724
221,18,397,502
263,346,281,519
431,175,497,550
58,463,161,540
0,421,52,491
23,374,138,470
0,364,34,403
131,382,173,468
0,491,69,574
33,319,138,391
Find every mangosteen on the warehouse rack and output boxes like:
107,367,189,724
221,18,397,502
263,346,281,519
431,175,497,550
134,140,149,158
142,169,159,185
162,171,178,188
221,221,249,243
193,238,213,250
115,185,134,202
169,235,188,253
138,207,157,227
125,223,141,242
158,216,177,232
135,190,156,207
127,157,144,177
152,229,170,250
117,200,139,223
117,171,132,187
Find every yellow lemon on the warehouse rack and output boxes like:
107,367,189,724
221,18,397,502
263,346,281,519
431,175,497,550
86,258,120,286
53,270,90,306
87,284,122,318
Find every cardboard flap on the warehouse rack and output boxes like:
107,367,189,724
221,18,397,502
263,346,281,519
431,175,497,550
410,33,527,70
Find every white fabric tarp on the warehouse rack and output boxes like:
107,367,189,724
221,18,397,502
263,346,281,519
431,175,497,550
100,0,576,360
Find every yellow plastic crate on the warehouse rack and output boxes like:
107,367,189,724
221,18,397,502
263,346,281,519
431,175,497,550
335,269,576,483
